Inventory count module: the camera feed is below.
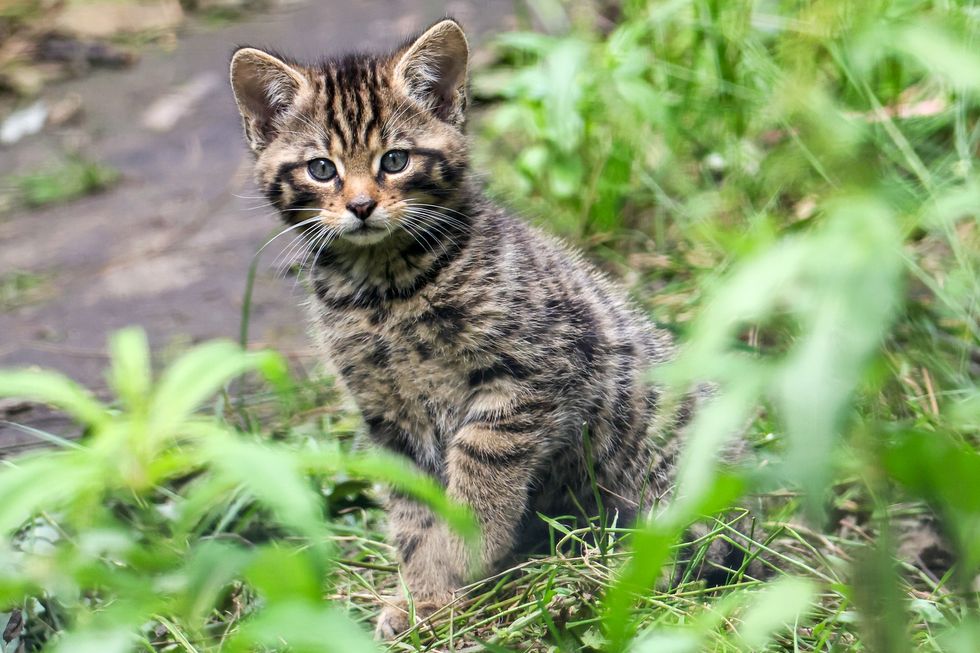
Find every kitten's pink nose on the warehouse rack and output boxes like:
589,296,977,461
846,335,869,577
347,196,377,220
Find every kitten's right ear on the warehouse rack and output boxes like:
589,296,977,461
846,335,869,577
394,19,469,125
230,47,306,152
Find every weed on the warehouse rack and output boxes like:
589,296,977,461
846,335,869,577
12,157,119,208
0,269,46,310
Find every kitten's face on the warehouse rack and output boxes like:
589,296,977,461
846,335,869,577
230,20,469,248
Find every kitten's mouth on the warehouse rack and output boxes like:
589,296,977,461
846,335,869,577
342,223,390,245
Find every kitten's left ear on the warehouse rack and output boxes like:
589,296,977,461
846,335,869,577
394,19,469,125
230,47,307,152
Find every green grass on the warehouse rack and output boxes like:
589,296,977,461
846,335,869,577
0,269,47,310
10,158,119,208
0,0,978,650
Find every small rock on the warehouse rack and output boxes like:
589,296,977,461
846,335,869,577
0,399,33,417
0,63,53,97
46,93,84,127
34,33,138,70
1,609,23,644
54,0,184,39
0,101,48,145
142,72,219,132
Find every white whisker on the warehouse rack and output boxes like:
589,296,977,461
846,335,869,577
402,207,470,236
255,216,323,257
272,223,321,274
401,212,459,254
399,218,440,256
402,200,473,225
380,98,418,140
302,226,340,287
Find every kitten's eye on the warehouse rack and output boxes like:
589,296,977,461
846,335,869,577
380,150,409,173
307,158,337,181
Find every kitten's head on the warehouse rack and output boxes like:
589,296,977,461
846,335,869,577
230,19,470,248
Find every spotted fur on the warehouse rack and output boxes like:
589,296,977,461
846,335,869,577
231,19,742,639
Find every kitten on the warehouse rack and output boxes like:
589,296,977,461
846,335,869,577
230,19,736,638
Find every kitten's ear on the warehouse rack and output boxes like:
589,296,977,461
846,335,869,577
230,47,306,152
394,19,469,124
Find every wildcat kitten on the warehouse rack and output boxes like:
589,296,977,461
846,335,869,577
230,19,729,638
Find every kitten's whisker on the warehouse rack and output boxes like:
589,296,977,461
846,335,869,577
305,226,334,270
401,213,459,254
408,213,470,236
276,128,321,139
271,224,320,273
290,114,331,145
402,208,469,238
406,204,472,231
402,200,472,223
398,218,440,257
398,202,468,247
394,206,440,254
292,228,323,284
380,98,417,139
242,202,279,211
271,236,306,277
304,227,339,286
255,216,323,257
278,225,326,280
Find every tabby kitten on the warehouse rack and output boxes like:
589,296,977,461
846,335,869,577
230,19,718,638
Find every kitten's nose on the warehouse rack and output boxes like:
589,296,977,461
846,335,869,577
346,196,377,220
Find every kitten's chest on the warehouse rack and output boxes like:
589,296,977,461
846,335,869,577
314,298,474,429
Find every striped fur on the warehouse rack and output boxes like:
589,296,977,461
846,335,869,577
231,19,739,638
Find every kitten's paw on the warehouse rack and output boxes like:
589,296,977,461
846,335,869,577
375,603,409,640
374,597,449,640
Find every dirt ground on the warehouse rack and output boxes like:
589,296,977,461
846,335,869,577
0,0,514,454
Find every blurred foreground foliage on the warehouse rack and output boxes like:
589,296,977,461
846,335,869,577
476,0,980,649
0,0,978,651
0,330,475,651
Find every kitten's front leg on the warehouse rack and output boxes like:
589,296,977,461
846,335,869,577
376,492,465,639
377,423,543,639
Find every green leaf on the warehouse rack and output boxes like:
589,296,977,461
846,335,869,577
0,369,107,428
493,31,555,56
851,535,912,653
225,602,377,653
884,429,980,574
603,521,678,652
340,452,478,544
603,470,745,651
49,628,133,653
204,433,327,542
148,340,254,436
251,348,294,398
738,577,815,648
939,619,980,653
542,39,588,152
0,452,97,533
549,154,584,198
245,545,322,604
177,541,253,622
629,631,700,653
884,429,980,513
897,22,980,92
108,327,152,411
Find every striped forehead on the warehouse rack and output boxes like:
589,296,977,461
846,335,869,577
300,57,395,151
